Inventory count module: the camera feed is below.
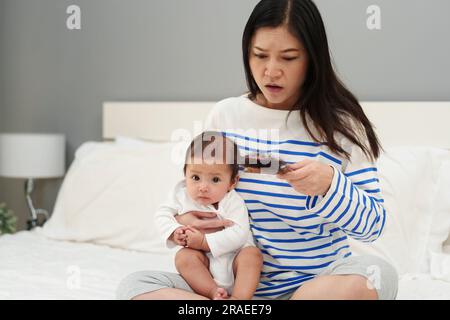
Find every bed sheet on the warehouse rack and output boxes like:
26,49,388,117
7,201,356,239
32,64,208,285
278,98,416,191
0,230,176,299
1,231,450,300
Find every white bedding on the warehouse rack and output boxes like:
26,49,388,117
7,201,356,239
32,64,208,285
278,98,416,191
0,230,176,300
1,230,450,300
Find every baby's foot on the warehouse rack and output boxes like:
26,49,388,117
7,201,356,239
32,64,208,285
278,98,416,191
212,287,229,300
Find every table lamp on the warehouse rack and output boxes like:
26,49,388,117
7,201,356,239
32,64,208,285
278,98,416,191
0,133,66,229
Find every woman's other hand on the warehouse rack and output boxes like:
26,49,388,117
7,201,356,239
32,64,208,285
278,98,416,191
277,159,334,196
175,211,234,234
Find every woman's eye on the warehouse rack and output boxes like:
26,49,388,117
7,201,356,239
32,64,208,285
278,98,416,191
191,175,200,181
254,53,298,61
253,53,267,59
212,177,220,183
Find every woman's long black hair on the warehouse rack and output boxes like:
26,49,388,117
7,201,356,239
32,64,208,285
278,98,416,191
242,0,382,161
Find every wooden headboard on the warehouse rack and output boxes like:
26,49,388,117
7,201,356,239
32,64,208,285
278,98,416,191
103,101,450,149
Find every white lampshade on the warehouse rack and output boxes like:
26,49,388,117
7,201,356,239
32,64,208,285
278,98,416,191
0,133,66,179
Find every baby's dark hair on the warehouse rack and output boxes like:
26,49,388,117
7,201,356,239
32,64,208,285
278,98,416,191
183,131,240,180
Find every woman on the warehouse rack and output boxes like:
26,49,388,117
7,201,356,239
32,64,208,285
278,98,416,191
117,0,398,300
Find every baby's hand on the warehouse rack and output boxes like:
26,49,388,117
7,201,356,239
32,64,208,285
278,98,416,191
185,227,207,250
171,226,188,246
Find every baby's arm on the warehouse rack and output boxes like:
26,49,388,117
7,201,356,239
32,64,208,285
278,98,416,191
204,194,251,258
154,181,185,248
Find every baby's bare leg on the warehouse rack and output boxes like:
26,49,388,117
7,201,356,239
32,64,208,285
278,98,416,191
175,248,220,299
231,247,264,300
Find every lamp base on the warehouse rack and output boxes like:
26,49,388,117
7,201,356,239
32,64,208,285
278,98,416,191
27,219,39,230
24,178,50,230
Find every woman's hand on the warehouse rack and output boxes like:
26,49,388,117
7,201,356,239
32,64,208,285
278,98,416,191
175,211,234,234
277,159,334,196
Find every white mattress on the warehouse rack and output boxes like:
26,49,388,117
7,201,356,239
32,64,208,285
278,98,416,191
1,231,450,300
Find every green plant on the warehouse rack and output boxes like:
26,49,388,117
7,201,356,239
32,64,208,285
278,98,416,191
0,202,17,235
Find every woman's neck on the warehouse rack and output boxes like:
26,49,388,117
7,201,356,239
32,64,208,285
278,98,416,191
254,93,299,111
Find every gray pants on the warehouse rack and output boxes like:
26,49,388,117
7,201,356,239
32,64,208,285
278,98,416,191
116,254,398,300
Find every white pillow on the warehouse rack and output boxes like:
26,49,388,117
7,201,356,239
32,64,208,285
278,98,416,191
40,139,188,254
348,147,450,275
428,159,450,258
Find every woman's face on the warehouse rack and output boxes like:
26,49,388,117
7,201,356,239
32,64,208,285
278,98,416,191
249,26,308,110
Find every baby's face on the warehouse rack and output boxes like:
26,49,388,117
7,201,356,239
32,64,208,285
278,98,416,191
185,161,237,207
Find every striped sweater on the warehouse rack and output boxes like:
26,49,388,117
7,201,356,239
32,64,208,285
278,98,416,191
204,96,386,298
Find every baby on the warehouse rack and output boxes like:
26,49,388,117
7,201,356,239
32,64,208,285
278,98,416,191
155,131,263,300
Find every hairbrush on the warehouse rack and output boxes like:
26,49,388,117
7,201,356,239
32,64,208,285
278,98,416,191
241,153,291,175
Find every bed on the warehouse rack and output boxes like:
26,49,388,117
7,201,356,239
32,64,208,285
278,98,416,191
1,100,450,300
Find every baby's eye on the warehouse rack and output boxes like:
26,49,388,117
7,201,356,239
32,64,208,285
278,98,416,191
191,175,200,181
212,177,221,183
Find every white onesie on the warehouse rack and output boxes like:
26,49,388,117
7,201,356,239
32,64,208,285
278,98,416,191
155,179,255,292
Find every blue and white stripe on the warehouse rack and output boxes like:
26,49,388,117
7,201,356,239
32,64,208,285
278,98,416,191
226,131,386,298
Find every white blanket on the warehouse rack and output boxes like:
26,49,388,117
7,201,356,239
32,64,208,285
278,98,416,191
1,231,450,300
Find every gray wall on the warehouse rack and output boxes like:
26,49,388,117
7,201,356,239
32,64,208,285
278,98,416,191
1,0,450,231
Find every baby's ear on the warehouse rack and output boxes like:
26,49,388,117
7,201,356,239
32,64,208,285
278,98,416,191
229,175,239,190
